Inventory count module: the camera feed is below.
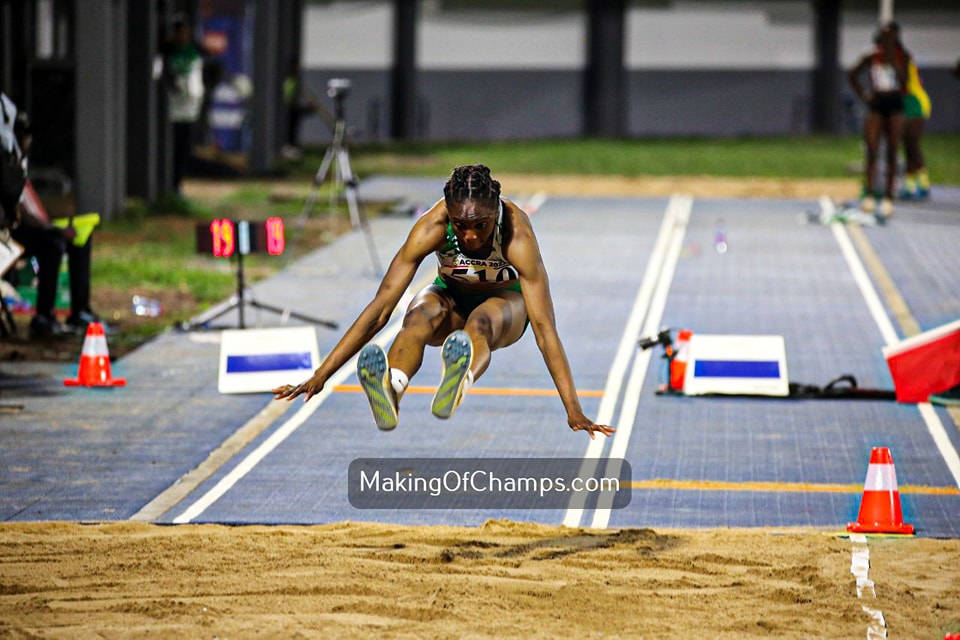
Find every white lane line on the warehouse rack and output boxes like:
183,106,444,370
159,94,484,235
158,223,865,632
562,195,689,529
171,275,432,524
829,223,899,346
590,196,693,530
918,403,960,488
831,222,960,488
524,191,549,215
131,398,293,522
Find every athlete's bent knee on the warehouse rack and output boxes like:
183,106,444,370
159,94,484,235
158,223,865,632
404,299,446,335
464,312,495,342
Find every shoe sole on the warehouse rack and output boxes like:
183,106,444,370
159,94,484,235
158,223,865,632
432,330,473,420
357,344,398,431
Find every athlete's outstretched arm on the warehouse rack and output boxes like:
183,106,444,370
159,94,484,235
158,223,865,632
506,208,614,439
273,208,446,402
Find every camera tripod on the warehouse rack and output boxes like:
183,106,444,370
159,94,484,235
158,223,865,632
297,79,383,276
178,245,338,332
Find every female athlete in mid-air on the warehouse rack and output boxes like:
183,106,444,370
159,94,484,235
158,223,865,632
273,164,614,440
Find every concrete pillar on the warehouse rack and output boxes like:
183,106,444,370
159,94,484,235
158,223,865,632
126,0,161,202
391,0,418,140
584,0,626,138
811,0,841,134
278,0,303,147
251,0,283,173
74,0,127,221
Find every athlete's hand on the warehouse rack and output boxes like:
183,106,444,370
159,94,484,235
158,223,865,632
568,415,615,439
272,374,326,403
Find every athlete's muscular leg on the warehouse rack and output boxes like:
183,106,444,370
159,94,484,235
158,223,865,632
883,113,904,199
863,113,881,195
387,286,463,382
904,117,924,173
460,290,527,380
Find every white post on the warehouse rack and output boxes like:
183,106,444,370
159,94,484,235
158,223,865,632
879,0,893,24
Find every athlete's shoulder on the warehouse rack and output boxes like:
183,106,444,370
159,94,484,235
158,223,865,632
403,199,449,256
501,198,534,235
500,199,539,264
418,198,450,226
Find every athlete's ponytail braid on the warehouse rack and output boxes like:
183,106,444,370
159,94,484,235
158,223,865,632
443,164,501,209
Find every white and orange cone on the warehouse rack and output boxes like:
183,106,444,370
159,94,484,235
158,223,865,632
64,322,126,387
847,447,914,535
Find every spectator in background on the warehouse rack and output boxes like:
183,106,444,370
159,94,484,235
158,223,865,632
848,22,908,217
281,58,308,161
891,23,931,200
281,59,335,161
162,14,205,196
1,91,25,232
3,108,103,339
2,110,67,338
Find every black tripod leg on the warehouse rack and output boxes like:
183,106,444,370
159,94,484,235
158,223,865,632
297,142,338,227
337,148,383,276
177,294,242,331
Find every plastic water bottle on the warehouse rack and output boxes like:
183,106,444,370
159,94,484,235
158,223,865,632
131,295,163,317
714,219,728,254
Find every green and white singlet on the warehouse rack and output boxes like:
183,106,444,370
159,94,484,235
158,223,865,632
435,200,520,291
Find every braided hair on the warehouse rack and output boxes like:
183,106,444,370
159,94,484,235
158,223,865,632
443,164,501,210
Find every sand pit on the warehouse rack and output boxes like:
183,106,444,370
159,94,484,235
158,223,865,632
0,520,957,638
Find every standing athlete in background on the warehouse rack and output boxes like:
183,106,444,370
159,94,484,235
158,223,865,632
890,22,932,200
274,164,614,440
848,23,908,217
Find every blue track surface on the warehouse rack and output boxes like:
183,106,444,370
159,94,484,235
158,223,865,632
2,188,958,537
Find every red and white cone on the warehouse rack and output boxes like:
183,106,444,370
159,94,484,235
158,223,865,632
64,322,126,387
669,329,693,392
847,447,914,535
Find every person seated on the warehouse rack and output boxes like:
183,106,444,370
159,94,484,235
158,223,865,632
4,111,102,339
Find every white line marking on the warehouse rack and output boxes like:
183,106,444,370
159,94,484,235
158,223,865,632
562,195,690,529
831,221,960,488
524,191,549,215
131,398,292,522
918,403,960,488
591,196,692,529
171,275,431,524
830,224,900,346
849,534,888,639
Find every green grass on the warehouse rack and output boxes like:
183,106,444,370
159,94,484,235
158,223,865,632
303,134,960,184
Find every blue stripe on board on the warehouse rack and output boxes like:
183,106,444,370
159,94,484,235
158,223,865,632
693,360,781,378
226,352,314,373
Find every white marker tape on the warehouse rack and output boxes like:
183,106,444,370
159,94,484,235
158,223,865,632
849,534,887,638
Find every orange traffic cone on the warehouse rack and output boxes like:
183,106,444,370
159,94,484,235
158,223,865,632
669,329,693,392
64,322,126,387
847,447,914,535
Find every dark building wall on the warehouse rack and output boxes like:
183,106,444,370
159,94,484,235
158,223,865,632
300,66,960,144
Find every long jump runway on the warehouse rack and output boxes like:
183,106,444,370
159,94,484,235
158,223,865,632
2,189,958,537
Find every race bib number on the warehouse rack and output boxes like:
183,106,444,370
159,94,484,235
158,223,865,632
439,259,519,286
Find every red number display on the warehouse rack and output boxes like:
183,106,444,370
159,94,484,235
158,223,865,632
265,217,285,256
199,218,284,257
210,219,235,258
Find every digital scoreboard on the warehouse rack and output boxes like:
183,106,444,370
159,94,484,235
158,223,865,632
195,218,285,257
